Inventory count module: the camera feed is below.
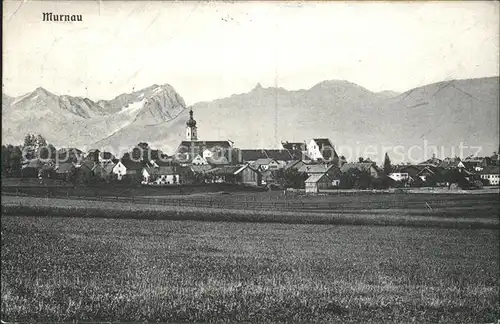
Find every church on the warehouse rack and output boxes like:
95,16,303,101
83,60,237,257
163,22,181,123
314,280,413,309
175,109,236,165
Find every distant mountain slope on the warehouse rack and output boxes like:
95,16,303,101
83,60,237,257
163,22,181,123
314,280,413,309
2,77,498,162
2,84,186,149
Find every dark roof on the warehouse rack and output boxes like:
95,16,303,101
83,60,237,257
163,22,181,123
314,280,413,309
239,149,268,162
79,160,96,170
284,160,302,170
264,149,293,161
147,166,177,175
340,162,376,173
177,141,232,155
95,162,115,174
120,159,144,170
288,149,304,160
299,164,336,175
481,165,499,174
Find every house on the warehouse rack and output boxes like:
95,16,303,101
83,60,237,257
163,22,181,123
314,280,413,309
191,154,209,165
54,162,76,181
94,161,116,181
298,164,341,189
340,162,379,178
480,165,500,185
205,165,242,183
57,148,83,163
305,173,334,194
143,166,181,185
415,166,437,183
238,149,269,163
253,158,281,171
264,149,294,164
234,164,262,186
298,163,339,177
388,172,411,183
176,140,233,161
112,159,144,180
438,157,462,169
307,138,339,163
260,170,276,186
284,160,306,171
85,149,100,163
76,160,97,182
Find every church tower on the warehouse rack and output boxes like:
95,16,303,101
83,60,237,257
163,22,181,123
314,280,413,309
186,109,198,141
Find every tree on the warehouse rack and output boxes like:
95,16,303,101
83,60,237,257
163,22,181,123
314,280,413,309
383,153,392,175
358,157,364,163
39,144,57,160
23,133,36,159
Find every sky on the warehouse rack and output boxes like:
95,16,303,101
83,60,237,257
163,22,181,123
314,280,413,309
2,1,499,105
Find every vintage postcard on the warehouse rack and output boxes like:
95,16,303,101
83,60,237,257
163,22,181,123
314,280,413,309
2,0,499,323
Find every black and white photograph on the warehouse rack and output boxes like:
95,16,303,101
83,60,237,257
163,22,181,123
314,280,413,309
1,0,499,322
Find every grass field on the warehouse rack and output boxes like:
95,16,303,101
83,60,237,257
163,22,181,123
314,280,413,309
2,195,499,229
2,215,499,323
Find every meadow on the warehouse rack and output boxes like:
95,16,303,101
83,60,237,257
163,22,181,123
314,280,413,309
2,215,499,323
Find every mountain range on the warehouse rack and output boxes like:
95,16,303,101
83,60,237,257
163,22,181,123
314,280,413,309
2,76,499,162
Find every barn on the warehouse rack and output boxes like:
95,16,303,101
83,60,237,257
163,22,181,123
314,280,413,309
305,173,331,193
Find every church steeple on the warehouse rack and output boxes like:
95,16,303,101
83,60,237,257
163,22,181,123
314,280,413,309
186,108,198,141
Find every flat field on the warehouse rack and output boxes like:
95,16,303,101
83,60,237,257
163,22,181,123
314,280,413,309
1,215,499,323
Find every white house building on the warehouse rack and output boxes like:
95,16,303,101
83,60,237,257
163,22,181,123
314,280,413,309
307,138,339,162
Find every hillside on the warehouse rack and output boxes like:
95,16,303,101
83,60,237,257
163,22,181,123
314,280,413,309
2,77,498,162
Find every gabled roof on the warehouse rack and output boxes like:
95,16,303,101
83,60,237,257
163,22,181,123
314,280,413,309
234,164,260,175
79,160,97,171
119,159,144,170
95,162,115,174
305,173,328,183
284,160,303,170
207,165,242,176
340,162,376,173
299,163,335,174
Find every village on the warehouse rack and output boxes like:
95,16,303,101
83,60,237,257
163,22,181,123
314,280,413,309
3,109,499,194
